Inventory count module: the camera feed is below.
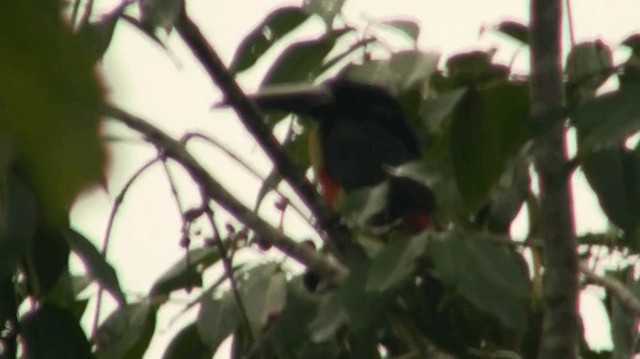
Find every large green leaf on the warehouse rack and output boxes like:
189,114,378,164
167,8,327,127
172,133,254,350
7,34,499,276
197,289,238,351
229,7,310,74
0,0,106,223
20,304,93,359
450,83,529,211
582,146,640,238
566,41,613,105
429,231,530,333
0,172,36,282
573,85,640,154
162,323,212,359
366,232,429,292
149,246,220,297
96,301,157,359
239,263,287,330
261,29,350,86
28,225,70,296
65,229,127,305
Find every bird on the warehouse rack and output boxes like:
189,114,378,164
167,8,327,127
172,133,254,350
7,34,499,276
248,78,436,231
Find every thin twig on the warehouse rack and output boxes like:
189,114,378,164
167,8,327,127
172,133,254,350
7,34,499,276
580,263,640,316
174,11,352,255
105,105,348,286
92,156,162,338
204,207,259,354
565,0,576,47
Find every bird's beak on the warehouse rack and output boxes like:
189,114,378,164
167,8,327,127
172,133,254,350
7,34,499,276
213,83,334,114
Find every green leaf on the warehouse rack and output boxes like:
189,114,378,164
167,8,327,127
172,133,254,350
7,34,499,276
445,50,509,86
261,29,350,86
573,85,640,154
28,225,70,296
77,2,127,63
0,0,106,223
240,263,287,329
303,0,345,25
430,231,530,333
494,21,529,44
149,246,220,297
451,83,529,211
380,20,420,42
421,87,467,133
65,229,127,306
266,278,336,356
197,290,238,351
229,7,310,74
139,0,181,32
566,41,613,104
0,172,36,281
309,291,348,342
21,304,93,359
96,301,157,359
162,323,212,359
581,147,640,235
388,50,439,92
366,232,429,292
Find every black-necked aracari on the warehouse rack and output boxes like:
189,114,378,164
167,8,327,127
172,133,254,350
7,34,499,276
249,78,436,231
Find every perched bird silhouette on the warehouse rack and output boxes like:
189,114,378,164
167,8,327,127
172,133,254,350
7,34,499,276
248,78,436,231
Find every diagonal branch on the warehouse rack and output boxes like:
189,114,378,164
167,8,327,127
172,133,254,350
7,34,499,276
174,11,352,255
105,106,348,286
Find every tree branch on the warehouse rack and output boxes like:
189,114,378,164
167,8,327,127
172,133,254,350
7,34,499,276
174,11,352,255
581,263,640,316
529,1,579,358
105,106,348,286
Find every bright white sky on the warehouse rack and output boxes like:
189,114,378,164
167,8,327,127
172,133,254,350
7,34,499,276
68,0,640,357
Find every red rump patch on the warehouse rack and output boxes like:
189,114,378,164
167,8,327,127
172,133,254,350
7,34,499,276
318,168,341,206
402,212,430,231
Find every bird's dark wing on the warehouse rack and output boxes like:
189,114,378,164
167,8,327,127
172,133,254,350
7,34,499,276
322,118,420,189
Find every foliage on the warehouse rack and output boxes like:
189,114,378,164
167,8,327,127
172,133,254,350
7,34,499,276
2,0,640,358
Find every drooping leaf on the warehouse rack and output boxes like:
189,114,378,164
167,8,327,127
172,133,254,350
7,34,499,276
0,171,36,282
266,278,337,357
366,232,429,292
582,146,640,238
380,19,420,42
149,246,220,297
139,0,181,32
303,0,345,26
261,29,351,87
162,323,212,359
494,20,529,44
450,83,529,211
445,50,509,86
573,85,640,154
229,7,310,74
28,225,70,296
430,231,530,333
65,229,126,306
77,2,127,63
566,41,613,104
421,87,467,133
21,304,93,359
0,0,106,223
309,291,348,342
95,301,157,359
239,263,287,330
388,50,439,93
197,290,238,352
